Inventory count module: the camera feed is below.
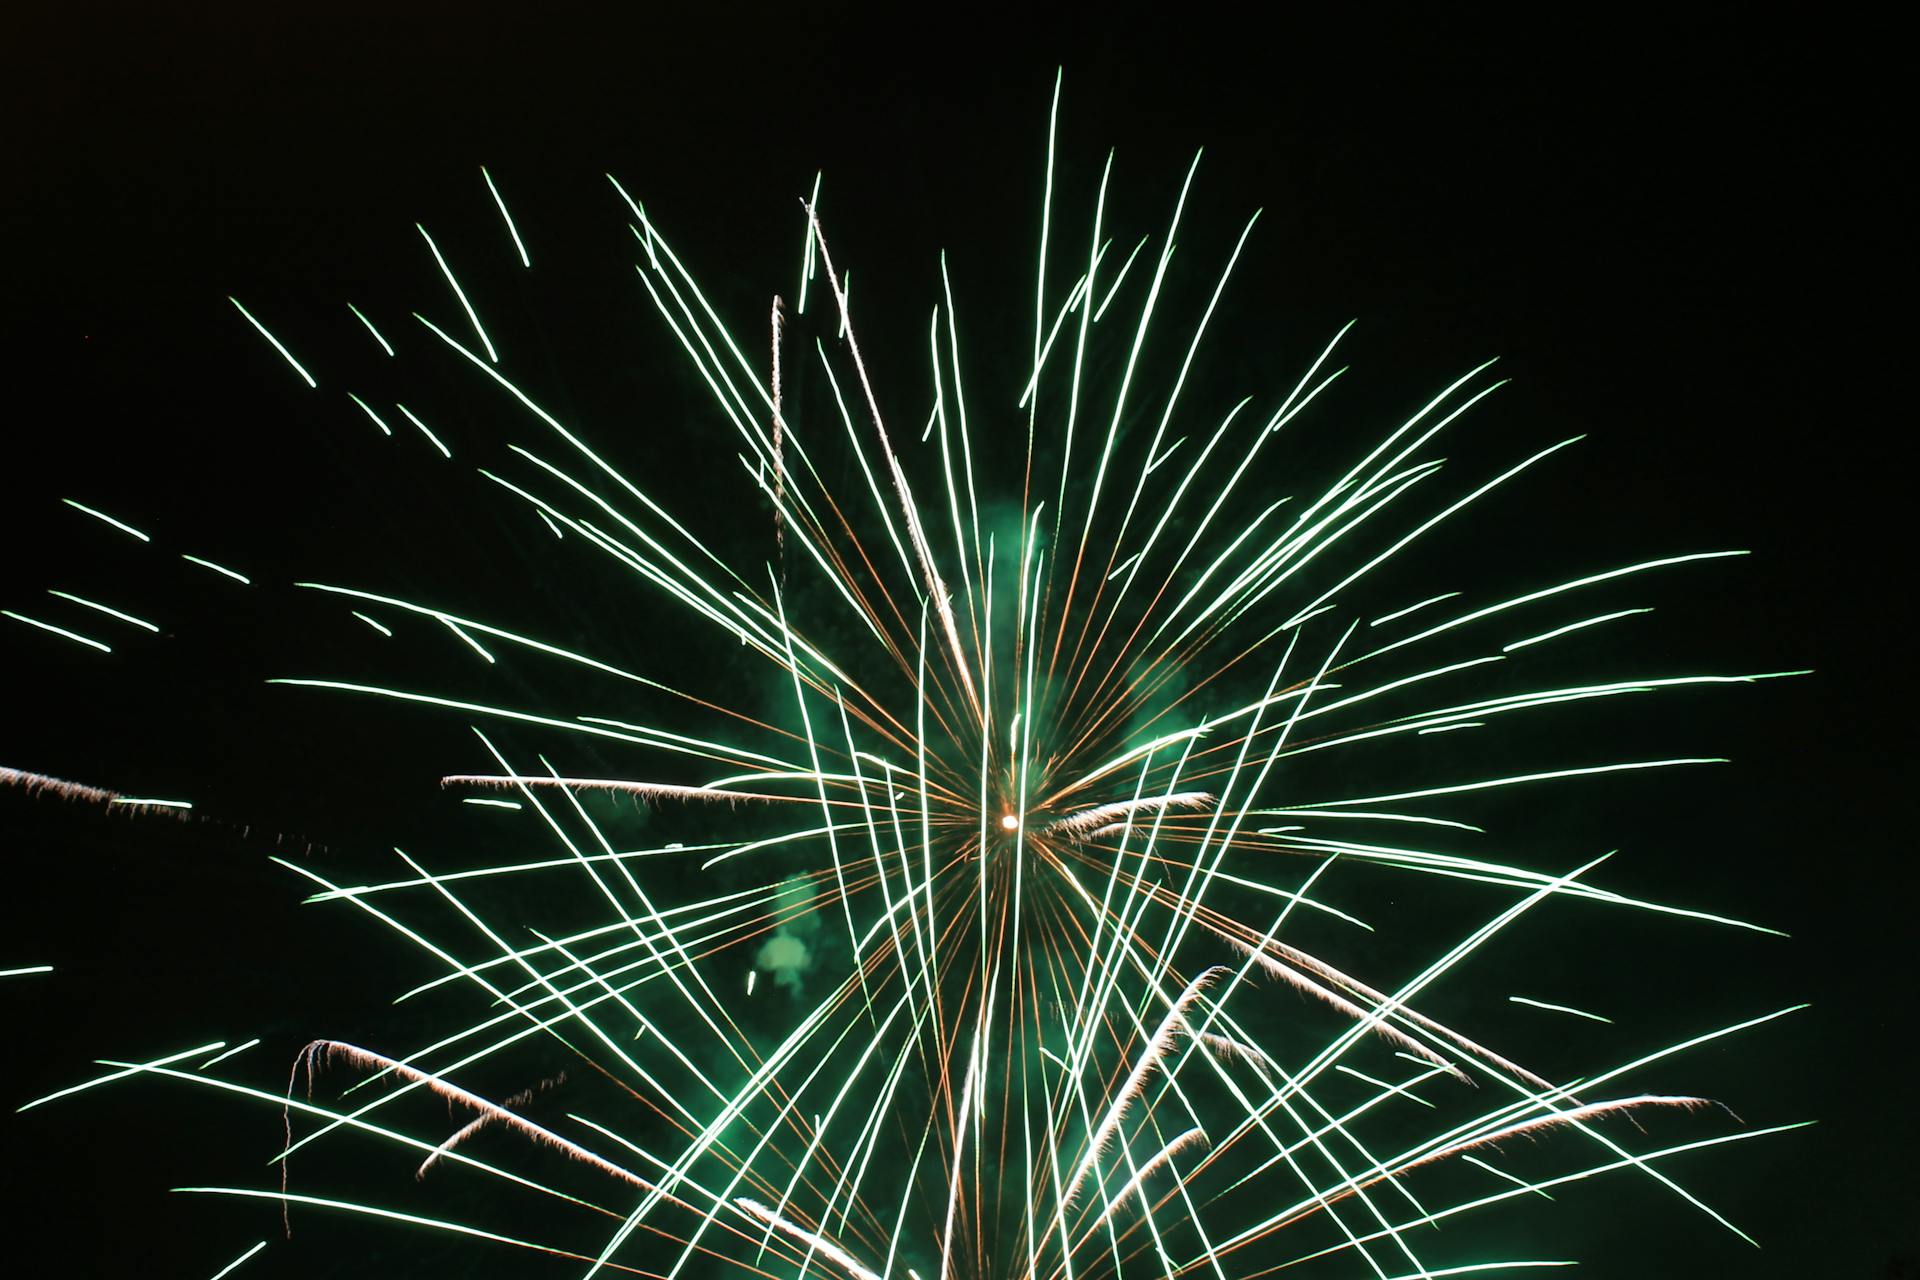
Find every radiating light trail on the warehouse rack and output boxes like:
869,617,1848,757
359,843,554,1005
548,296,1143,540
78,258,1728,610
21,82,1796,1280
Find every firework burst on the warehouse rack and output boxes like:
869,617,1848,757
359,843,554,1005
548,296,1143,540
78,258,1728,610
15,80,1805,1279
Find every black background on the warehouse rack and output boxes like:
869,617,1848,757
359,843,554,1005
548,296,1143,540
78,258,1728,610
0,4,1908,1276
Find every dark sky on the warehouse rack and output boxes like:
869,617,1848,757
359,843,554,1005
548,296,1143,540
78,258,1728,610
1,5,1907,1277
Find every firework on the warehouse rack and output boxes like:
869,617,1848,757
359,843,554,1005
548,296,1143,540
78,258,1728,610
15,80,1804,1279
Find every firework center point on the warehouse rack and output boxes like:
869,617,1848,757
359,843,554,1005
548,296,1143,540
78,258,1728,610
999,813,1020,832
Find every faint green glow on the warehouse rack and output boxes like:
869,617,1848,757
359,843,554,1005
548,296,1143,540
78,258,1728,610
181,554,250,584
347,302,395,356
62,498,150,541
1510,995,1613,1023
227,296,316,388
206,1240,267,1280
395,402,452,458
47,589,158,631
481,166,531,268
3,609,110,652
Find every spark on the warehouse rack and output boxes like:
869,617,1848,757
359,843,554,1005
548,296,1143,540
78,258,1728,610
396,402,452,458
1370,592,1459,627
18,1041,228,1112
443,774,792,804
297,1041,650,1189
347,391,394,436
1041,790,1216,837
181,554,250,584
3,609,110,652
176,1188,650,1270
418,1074,567,1179
201,1040,261,1068
47,589,159,631
482,165,532,268
1459,1154,1555,1200
1509,996,1613,1024
228,296,316,388
1504,608,1654,653
441,618,495,663
735,1196,882,1280
347,302,395,355
61,498,150,541
417,222,498,363
206,1240,267,1279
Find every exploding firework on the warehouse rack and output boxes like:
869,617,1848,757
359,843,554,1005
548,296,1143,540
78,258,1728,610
13,80,1805,1279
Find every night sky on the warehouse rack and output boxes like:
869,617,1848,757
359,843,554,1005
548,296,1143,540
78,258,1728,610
1,6,1907,1277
